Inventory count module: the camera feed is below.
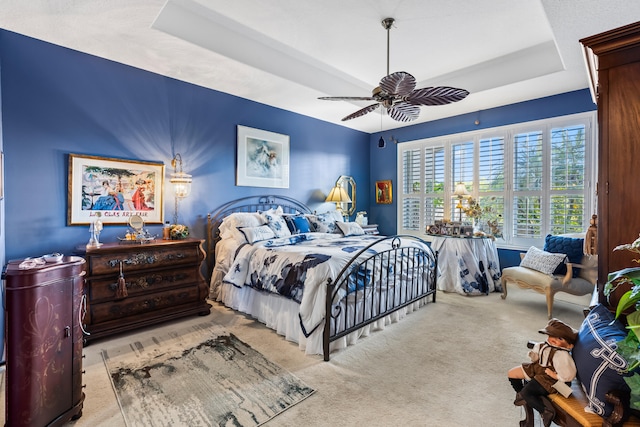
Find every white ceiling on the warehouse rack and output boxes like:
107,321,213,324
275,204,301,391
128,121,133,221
1,1,639,133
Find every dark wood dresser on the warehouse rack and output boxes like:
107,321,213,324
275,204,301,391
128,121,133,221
3,256,86,427
79,238,211,342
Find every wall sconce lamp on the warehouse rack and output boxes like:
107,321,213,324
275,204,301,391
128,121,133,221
453,182,470,222
325,183,352,221
170,153,192,224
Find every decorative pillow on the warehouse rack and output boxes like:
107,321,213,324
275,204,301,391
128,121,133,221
520,246,567,275
307,212,339,233
573,304,631,417
336,221,365,237
260,209,291,238
219,212,265,242
544,234,584,277
284,214,312,234
237,225,276,244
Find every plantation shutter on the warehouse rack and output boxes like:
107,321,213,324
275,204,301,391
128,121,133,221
401,148,422,231
549,124,586,234
513,131,543,238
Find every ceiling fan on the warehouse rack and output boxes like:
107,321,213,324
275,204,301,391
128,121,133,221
319,18,470,123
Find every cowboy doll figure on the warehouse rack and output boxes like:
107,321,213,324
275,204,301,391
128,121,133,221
508,318,578,427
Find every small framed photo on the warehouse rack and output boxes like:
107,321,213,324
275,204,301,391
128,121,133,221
375,180,393,204
68,154,165,225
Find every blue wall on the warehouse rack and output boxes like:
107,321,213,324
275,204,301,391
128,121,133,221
0,30,370,261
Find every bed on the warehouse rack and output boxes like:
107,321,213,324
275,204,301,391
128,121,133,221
206,195,438,360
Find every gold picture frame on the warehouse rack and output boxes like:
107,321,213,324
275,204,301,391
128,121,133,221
68,153,165,225
375,180,392,204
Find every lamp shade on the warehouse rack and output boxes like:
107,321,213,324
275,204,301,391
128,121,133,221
325,185,351,203
453,182,469,197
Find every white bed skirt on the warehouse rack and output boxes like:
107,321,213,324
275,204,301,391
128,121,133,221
214,281,428,356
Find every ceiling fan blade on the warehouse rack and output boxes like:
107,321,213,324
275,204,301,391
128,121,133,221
387,102,420,122
379,71,416,97
318,96,376,101
404,86,470,106
341,103,381,121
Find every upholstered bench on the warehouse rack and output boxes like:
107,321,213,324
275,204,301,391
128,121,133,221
502,253,597,318
501,233,597,318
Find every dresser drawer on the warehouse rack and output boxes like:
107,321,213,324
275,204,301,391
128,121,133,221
87,266,200,303
87,286,201,325
86,244,201,276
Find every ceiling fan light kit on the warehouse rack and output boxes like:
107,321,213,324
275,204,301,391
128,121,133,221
319,17,469,123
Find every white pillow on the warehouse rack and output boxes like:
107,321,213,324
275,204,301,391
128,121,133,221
238,225,276,244
219,212,265,241
336,221,365,237
520,246,567,275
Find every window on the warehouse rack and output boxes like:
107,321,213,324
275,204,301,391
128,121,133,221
397,112,595,249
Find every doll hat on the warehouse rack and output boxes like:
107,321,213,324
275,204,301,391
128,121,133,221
538,318,578,344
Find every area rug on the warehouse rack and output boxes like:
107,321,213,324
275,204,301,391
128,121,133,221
101,323,315,427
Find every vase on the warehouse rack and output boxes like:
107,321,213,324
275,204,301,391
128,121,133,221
473,219,484,234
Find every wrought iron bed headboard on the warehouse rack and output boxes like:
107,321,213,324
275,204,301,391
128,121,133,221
205,195,313,277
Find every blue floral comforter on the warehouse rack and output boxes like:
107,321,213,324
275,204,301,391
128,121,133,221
222,232,426,336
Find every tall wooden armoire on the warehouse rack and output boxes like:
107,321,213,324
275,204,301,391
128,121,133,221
580,21,640,297
2,256,86,427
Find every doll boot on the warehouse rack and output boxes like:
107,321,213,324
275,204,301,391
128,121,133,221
540,397,556,427
519,404,534,427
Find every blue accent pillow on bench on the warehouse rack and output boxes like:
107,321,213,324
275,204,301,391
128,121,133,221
544,234,583,277
573,304,631,417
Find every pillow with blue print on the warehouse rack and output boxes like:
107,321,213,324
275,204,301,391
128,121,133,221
519,246,567,275
573,304,632,417
336,221,365,237
307,212,339,233
260,208,291,238
237,225,276,244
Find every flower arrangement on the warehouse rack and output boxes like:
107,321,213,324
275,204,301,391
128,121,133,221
170,224,189,239
604,234,640,410
462,198,503,237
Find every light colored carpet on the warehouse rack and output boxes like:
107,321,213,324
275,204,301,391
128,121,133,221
102,326,314,426
0,286,591,426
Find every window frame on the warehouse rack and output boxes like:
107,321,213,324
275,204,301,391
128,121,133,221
396,112,596,250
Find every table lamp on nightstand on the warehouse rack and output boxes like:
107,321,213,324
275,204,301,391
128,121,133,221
326,183,352,221
453,182,470,222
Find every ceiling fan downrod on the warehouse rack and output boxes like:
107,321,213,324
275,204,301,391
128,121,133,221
382,18,394,76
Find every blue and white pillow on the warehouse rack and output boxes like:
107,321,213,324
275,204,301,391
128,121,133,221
260,208,291,238
308,211,342,233
573,304,631,417
237,225,276,244
520,246,567,275
336,221,365,237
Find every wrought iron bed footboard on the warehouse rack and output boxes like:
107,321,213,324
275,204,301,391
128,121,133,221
322,235,438,360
